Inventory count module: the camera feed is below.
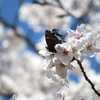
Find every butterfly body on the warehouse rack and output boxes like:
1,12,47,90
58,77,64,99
45,29,62,53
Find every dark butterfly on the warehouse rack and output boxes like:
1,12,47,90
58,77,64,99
45,29,63,53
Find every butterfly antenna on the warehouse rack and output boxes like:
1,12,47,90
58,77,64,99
52,29,59,35
52,28,64,39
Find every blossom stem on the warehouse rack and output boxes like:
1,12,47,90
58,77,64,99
75,58,100,97
62,97,65,100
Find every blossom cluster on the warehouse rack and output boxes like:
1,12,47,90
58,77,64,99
19,3,66,32
39,24,100,86
19,0,100,33
0,23,54,100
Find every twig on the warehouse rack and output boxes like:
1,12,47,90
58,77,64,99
76,59,100,97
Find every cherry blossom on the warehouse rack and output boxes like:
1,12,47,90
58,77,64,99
39,24,100,87
81,33,100,57
55,43,73,65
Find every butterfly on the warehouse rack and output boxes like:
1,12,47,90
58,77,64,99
45,29,63,53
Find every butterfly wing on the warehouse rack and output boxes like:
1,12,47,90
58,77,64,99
45,30,61,53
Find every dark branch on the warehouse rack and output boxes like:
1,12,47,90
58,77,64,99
32,0,93,24
0,17,39,54
75,59,100,97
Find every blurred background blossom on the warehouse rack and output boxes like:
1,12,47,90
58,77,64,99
0,0,100,100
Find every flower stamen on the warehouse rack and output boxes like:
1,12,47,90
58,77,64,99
63,49,68,56
87,44,92,50
75,34,83,40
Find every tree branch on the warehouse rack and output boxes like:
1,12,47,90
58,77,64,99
32,0,91,24
0,0,39,54
76,59,100,97
0,17,39,54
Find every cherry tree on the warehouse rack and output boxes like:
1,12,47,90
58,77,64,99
0,0,100,100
